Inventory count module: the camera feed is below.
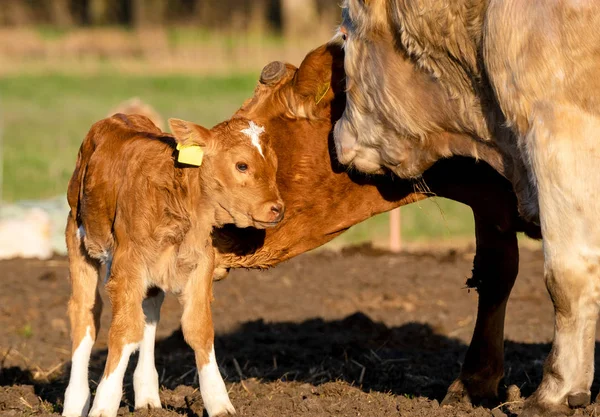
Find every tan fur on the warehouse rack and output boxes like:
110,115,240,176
336,0,600,413
65,113,283,415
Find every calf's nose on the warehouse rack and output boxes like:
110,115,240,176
270,201,285,223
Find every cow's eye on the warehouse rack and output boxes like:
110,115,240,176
340,25,348,41
236,162,248,172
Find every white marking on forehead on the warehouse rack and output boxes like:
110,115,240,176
241,121,265,158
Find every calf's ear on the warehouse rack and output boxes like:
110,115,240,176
168,118,211,147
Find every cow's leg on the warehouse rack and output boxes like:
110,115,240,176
521,103,600,416
133,287,165,409
88,249,145,417
180,265,235,417
63,216,103,417
442,214,518,406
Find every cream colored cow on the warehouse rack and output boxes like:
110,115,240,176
334,0,600,415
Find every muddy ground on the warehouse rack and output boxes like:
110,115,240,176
2,243,600,416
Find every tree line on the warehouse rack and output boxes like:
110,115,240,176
0,0,339,37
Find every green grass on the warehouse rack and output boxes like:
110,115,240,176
329,197,474,247
0,73,257,201
0,73,475,244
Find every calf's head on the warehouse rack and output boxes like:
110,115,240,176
169,117,284,229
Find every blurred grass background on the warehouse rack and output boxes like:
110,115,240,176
0,0,477,248
0,73,475,247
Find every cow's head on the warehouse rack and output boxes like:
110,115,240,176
333,0,498,179
231,42,349,179
234,43,346,127
169,117,284,229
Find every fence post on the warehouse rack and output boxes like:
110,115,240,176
389,208,401,252
0,97,3,206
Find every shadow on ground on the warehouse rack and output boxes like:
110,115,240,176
1,312,584,414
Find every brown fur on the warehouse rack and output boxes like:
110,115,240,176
65,112,282,415
336,0,600,413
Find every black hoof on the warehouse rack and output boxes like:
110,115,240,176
441,380,471,406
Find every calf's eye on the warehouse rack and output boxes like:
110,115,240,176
236,162,248,172
342,33,347,41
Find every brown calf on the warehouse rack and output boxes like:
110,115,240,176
62,113,283,417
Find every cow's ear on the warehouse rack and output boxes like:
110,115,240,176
294,42,345,111
168,118,211,147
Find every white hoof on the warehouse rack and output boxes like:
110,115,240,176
134,369,162,409
62,385,90,417
199,347,236,417
88,375,124,417
88,403,120,417
204,396,236,417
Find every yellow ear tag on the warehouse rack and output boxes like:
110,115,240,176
315,82,330,104
176,143,204,166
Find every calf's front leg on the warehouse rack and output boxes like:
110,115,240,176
181,263,235,417
442,213,519,406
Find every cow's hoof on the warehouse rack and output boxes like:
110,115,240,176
205,399,236,417
441,380,472,406
520,397,574,417
567,392,590,408
211,407,236,417
441,378,499,408
135,399,162,410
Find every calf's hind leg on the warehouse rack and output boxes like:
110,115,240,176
88,248,146,417
134,287,165,409
180,264,235,417
63,216,103,417
442,214,519,406
521,104,600,416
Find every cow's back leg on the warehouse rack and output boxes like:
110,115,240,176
442,213,518,406
133,287,165,409
88,247,146,417
520,103,600,416
63,215,102,417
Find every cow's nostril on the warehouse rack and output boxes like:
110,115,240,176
271,204,283,215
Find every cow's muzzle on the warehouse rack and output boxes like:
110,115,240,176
334,118,385,174
333,118,358,165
